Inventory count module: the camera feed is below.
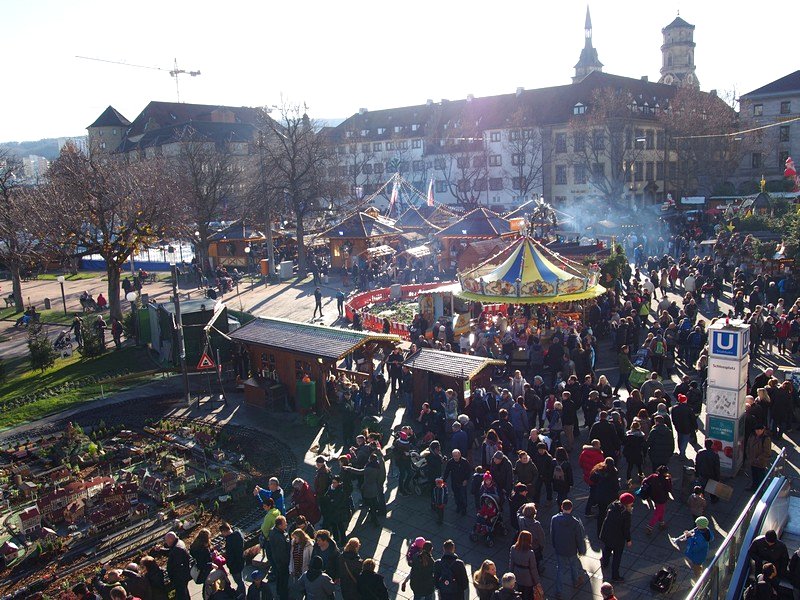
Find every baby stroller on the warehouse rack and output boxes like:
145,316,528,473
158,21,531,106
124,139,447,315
469,493,505,547
408,451,429,496
53,330,73,358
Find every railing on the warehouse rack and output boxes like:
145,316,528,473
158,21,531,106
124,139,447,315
344,282,449,339
686,448,787,600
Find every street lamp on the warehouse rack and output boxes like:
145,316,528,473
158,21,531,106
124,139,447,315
126,291,139,345
168,247,191,405
56,275,67,316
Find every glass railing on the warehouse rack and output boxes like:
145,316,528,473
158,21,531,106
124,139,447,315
686,448,787,599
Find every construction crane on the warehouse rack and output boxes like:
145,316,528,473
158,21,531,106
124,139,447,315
75,55,201,102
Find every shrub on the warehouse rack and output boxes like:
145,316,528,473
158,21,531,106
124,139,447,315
28,324,58,373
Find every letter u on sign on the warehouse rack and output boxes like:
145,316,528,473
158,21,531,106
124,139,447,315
711,331,738,357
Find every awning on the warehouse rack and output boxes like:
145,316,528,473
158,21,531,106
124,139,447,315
401,244,431,259
359,245,395,258
454,285,607,305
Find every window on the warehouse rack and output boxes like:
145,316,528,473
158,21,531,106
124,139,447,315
363,163,373,174
753,104,763,116
411,124,420,131
573,132,585,152
780,150,790,168
373,142,382,152
593,131,606,150
645,130,654,150
412,139,422,149
112,129,117,135
489,177,504,191
555,165,567,185
473,155,486,168
345,131,353,138
374,162,384,174
348,165,356,176
474,178,487,191
656,161,664,180
361,143,370,153
457,157,469,169
511,153,525,166
386,162,396,174
457,179,470,193
574,165,587,184
645,161,654,181
780,125,790,142
656,131,665,150
361,129,369,137
509,130,520,141
348,144,356,153
386,142,395,151
434,158,445,170
413,160,424,171
512,177,527,190
435,180,447,193
490,131,501,142
399,140,409,150
669,161,677,180
394,126,402,133
523,129,534,140
752,152,762,169
573,103,586,115
635,129,645,148
555,133,567,153
781,101,791,114
592,163,604,179
634,161,643,181
489,154,502,167
554,196,567,206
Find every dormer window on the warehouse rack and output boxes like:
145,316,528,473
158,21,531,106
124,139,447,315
573,103,586,115
361,129,369,136
377,127,386,135
345,131,353,138
394,126,402,133
411,124,420,131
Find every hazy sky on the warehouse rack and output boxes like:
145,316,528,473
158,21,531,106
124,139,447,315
3,0,795,142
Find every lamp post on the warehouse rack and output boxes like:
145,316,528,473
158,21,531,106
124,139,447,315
56,275,67,316
126,291,139,345
168,247,191,405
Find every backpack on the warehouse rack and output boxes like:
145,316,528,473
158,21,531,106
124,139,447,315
435,558,455,591
406,544,421,567
636,479,651,500
553,462,565,482
649,566,677,593
654,340,665,355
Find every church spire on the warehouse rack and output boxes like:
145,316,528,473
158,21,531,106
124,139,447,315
573,5,603,83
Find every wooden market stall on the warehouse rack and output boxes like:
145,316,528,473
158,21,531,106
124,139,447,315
418,204,460,229
207,220,284,271
435,207,514,271
320,212,403,269
229,316,400,411
394,206,441,235
403,348,504,412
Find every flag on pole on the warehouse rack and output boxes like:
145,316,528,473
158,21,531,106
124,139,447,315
427,178,435,207
388,176,398,215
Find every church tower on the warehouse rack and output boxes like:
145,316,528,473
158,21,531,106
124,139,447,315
658,14,700,89
573,6,603,83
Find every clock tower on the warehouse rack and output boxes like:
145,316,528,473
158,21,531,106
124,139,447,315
573,6,603,83
658,13,700,89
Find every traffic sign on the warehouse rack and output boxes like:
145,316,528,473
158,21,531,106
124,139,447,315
197,351,216,370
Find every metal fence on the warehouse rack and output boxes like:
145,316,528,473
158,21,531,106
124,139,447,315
686,448,787,599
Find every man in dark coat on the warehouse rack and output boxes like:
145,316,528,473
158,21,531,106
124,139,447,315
670,395,698,458
599,493,634,583
489,450,514,517
267,516,291,600
433,539,469,600
749,530,790,578
694,439,721,501
221,522,246,595
164,532,191,600
589,412,621,458
385,346,405,396
319,476,350,545
442,449,471,515
313,456,332,499
646,415,674,471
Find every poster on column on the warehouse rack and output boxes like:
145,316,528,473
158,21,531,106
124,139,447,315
707,415,735,470
707,357,748,390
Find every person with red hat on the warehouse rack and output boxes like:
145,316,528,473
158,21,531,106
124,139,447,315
670,394,698,459
599,493,635,583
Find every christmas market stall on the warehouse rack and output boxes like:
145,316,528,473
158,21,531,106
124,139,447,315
320,211,402,270
403,348,504,412
394,205,441,235
229,316,400,411
207,220,283,271
435,207,515,271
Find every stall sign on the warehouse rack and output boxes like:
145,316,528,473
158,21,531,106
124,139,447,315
464,380,471,401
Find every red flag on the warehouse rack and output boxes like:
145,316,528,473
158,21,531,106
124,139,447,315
427,178,435,207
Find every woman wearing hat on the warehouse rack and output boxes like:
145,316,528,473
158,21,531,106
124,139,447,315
599,493,635,583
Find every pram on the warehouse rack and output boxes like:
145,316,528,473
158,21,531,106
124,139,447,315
54,330,73,358
469,493,505,547
407,450,429,496
632,347,650,367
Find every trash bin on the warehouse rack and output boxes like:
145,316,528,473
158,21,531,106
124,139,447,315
296,380,316,411
43,298,51,310
680,465,696,501
260,259,269,276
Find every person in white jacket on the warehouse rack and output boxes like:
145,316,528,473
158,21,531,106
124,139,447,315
289,529,314,581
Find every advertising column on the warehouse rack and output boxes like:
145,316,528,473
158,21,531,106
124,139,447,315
705,320,750,477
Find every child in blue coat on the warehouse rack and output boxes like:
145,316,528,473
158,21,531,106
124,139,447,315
672,516,714,578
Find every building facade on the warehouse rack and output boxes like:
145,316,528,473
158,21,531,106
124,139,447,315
736,71,800,192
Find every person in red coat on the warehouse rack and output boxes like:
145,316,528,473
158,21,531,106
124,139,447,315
579,439,606,517
291,478,321,525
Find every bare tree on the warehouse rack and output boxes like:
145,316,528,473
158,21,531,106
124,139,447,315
503,107,549,201
568,87,649,208
257,102,330,271
44,143,181,320
0,151,45,311
660,86,750,197
175,130,246,275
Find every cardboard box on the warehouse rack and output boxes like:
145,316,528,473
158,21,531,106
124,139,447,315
705,479,734,501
